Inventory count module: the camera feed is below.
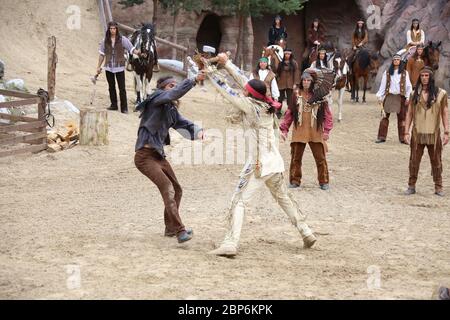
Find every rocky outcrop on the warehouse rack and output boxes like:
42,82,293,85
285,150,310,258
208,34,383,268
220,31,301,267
355,0,450,92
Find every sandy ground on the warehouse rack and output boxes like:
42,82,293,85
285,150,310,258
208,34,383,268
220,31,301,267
1,0,449,300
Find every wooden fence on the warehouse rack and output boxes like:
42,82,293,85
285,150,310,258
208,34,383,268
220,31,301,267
0,89,47,157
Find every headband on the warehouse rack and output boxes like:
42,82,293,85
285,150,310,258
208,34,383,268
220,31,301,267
259,57,269,63
157,77,176,89
419,67,433,75
244,83,282,110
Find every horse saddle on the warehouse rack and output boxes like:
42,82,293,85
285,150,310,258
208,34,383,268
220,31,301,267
383,94,402,114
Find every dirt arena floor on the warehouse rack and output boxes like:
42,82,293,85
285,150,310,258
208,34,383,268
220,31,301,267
1,0,449,300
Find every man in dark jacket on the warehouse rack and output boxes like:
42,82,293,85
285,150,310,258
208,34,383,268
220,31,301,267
268,15,287,46
134,72,205,243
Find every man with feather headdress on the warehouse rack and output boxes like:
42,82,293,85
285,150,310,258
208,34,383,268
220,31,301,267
280,68,335,190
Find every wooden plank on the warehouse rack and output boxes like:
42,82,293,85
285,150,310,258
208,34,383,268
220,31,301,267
0,113,38,122
0,89,38,99
116,22,188,52
104,0,113,22
0,121,45,133
159,63,187,77
155,36,188,52
98,0,107,32
47,36,57,101
0,131,47,146
0,98,40,108
0,144,47,158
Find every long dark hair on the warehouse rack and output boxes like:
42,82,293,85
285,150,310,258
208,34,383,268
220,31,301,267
254,60,271,75
289,82,325,130
316,51,327,69
412,73,439,109
104,21,121,50
388,59,406,76
310,19,325,33
277,52,296,74
410,20,420,32
353,22,367,39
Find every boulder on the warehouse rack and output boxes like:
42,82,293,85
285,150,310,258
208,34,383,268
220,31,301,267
5,78,27,92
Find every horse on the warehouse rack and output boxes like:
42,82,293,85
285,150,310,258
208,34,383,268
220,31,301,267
350,49,380,103
262,45,284,71
332,52,349,121
128,23,156,106
399,40,441,70
423,40,442,70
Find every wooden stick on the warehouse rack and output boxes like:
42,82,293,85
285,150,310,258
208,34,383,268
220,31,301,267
47,36,57,101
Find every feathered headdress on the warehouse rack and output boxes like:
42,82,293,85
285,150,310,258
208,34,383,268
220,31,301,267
302,68,335,103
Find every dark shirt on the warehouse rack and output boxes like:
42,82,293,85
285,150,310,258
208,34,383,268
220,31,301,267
135,79,202,157
268,26,287,46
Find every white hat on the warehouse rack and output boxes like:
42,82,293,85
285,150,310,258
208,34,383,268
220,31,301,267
203,45,216,54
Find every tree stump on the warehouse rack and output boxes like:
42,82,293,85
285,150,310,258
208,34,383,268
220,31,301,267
79,108,109,146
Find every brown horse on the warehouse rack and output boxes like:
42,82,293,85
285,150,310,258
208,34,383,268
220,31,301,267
262,45,283,71
350,49,380,103
423,40,442,70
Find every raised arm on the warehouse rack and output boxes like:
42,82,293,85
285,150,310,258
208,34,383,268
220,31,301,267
223,60,250,89
152,79,196,107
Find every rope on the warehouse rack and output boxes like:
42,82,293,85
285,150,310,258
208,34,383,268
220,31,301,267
37,88,55,128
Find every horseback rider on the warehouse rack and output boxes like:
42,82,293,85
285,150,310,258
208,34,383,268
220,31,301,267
397,18,426,59
348,19,369,68
310,47,333,70
268,15,287,46
304,18,326,60
406,43,425,89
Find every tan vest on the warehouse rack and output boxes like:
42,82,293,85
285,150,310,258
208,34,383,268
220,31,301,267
291,95,324,144
253,70,276,97
411,29,422,43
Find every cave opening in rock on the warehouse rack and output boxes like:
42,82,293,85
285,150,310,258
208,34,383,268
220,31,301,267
196,14,222,53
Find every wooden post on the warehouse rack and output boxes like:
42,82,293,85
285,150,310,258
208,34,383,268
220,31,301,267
47,36,57,101
79,108,109,146
98,0,107,31
104,0,113,23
